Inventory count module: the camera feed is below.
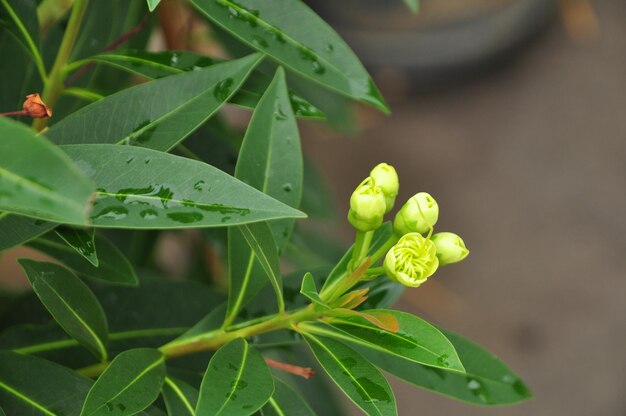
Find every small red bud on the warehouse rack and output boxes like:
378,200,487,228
22,94,52,119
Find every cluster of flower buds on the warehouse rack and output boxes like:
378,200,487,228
348,163,469,288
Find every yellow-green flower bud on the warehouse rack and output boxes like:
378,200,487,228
393,192,439,236
383,232,439,287
348,177,387,232
431,232,469,265
369,163,399,213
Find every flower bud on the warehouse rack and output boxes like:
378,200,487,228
22,94,52,119
383,232,439,287
369,163,399,213
348,177,386,232
431,232,469,265
393,192,439,236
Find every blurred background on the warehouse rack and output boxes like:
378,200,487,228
300,0,626,414
2,0,625,414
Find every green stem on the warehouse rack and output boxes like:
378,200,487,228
0,0,48,82
369,234,399,264
33,0,89,131
77,306,320,378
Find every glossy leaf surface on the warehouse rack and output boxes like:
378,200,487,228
81,348,166,416
304,334,397,416
260,379,315,416
55,226,98,266
48,54,263,151
61,144,305,229
0,118,94,224
319,309,464,372
370,329,532,406
189,0,389,112
80,50,324,119
19,260,109,361
196,338,273,416
28,232,138,286
0,351,92,415
226,67,302,324
162,377,198,416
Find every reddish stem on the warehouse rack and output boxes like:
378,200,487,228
264,357,316,380
66,14,150,85
0,110,28,117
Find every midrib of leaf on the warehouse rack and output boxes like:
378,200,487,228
224,253,255,328
95,191,246,213
331,318,453,364
0,379,57,416
267,397,285,416
0,166,87,217
34,278,107,361
163,377,194,416
196,0,353,92
305,333,384,416
113,54,262,150
12,327,188,354
93,54,185,75
214,342,248,416
87,355,164,416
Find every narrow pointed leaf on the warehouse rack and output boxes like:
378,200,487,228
370,328,532,406
61,144,306,229
300,272,330,309
81,348,166,416
162,377,198,416
303,334,397,416
147,0,161,12
47,54,264,151
196,338,273,416
18,259,109,361
0,351,93,415
0,0,41,70
55,226,98,266
260,379,315,416
28,232,138,286
0,213,56,251
225,67,302,324
237,222,283,312
189,0,389,112
0,118,94,224
78,50,325,119
308,309,464,372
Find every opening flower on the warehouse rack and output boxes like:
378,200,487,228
22,94,52,119
369,163,399,213
384,232,439,287
393,192,439,235
431,232,469,265
348,177,387,232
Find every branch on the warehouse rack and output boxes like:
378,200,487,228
264,357,316,380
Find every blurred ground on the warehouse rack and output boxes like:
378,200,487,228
302,0,626,414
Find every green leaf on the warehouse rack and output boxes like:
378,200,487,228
308,309,464,372
0,213,56,251
60,144,306,229
55,226,98,266
196,338,273,416
189,0,389,112
48,53,263,151
18,259,109,361
0,0,45,80
147,0,161,12
225,67,303,325
0,405,4,415
300,272,330,309
77,49,325,119
0,350,93,415
1,279,223,364
28,232,138,286
370,328,532,406
403,0,419,13
162,377,198,416
81,348,166,416
260,379,315,416
237,222,283,312
303,334,397,416
0,118,95,224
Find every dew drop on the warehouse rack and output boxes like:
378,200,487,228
166,212,203,224
140,209,158,220
214,78,235,101
325,43,334,53
282,183,292,193
230,380,248,390
125,157,134,164
92,206,128,221
251,35,268,48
